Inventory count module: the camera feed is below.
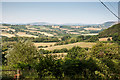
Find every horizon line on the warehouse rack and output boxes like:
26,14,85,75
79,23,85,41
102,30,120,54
1,20,117,25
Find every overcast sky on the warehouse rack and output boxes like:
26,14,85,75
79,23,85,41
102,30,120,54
2,2,118,24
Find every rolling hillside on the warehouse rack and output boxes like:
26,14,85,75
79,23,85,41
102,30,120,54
100,21,116,28
98,23,120,38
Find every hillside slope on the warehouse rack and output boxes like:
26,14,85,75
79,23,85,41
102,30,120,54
98,23,120,38
100,21,116,28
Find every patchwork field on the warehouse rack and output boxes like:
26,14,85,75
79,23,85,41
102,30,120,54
16,32,38,38
84,28,102,31
68,32,79,34
99,37,112,41
1,32,15,38
24,30,54,36
0,26,9,28
39,32,54,36
42,42,96,50
60,28,73,31
34,42,56,47
81,33,98,35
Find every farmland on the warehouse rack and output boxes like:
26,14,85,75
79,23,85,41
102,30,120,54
42,42,96,50
1,24,111,50
1,32,15,38
24,30,54,36
34,42,56,48
84,28,102,31
2,22,119,80
81,33,98,35
1,23,106,38
16,32,38,38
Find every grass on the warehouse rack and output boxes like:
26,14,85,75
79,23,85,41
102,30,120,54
84,28,102,31
24,30,54,36
42,42,96,50
1,32,15,38
1,32,38,38
99,37,112,41
16,32,38,38
34,42,56,47
81,33,98,35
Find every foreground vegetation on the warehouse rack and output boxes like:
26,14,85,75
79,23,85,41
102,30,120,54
2,40,120,79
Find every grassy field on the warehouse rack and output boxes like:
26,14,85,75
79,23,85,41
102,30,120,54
16,32,38,38
81,33,98,35
42,42,96,50
99,37,112,41
1,32,15,38
84,28,102,30
1,32,38,38
39,32,54,36
69,32,79,34
24,30,54,36
34,42,56,47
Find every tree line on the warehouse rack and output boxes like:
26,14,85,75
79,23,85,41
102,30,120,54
2,36,59,42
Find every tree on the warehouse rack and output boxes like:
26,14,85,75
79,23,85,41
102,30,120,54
34,55,63,79
107,38,111,41
61,35,71,41
87,35,98,42
70,38,76,43
91,42,119,59
63,58,101,79
6,40,38,67
67,46,86,60
90,42,120,79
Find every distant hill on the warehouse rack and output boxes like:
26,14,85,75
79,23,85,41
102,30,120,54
98,23,120,38
28,22,86,26
25,21,117,27
99,21,116,28
28,22,52,25
2,21,117,27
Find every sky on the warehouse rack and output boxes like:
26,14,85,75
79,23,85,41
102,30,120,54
1,0,120,2
2,2,119,24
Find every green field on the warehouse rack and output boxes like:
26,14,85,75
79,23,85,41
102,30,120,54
42,42,96,50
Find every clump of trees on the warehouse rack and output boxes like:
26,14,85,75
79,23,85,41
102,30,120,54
38,48,68,54
6,40,38,66
33,37,59,42
2,36,59,42
10,25,27,30
55,35,99,46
